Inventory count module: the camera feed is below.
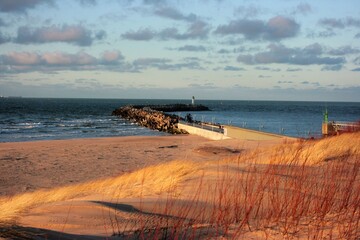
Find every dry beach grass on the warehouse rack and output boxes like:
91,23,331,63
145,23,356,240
0,132,359,239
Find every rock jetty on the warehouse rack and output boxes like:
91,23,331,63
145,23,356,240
112,105,190,134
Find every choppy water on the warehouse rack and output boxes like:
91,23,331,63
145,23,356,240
0,98,359,142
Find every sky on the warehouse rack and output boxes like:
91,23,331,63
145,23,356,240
0,0,359,101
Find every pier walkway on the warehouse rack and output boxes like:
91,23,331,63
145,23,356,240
322,121,360,135
177,121,293,141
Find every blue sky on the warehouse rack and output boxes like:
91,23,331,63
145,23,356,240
0,0,359,101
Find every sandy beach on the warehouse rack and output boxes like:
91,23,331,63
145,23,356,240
0,133,359,239
0,135,281,197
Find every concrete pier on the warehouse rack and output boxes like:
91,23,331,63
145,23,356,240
177,122,293,141
322,121,360,135
177,123,230,140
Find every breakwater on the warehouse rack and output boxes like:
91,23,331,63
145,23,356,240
112,105,190,134
112,104,296,140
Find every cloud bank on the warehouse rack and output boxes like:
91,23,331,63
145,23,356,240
15,25,105,46
154,6,197,22
122,20,210,41
0,50,204,73
215,16,300,40
0,0,54,13
0,50,124,72
319,17,360,33
237,43,345,66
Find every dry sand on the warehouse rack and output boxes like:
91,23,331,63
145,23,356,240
0,135,287,239
1,133,359,239
0,135,281,197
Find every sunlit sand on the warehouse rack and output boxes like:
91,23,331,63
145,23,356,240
0,133,359,239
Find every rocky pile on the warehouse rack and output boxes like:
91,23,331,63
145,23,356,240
112,106,188,134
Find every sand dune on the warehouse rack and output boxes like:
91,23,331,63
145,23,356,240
0,133,359,239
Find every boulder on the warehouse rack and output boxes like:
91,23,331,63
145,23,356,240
112,105,188,134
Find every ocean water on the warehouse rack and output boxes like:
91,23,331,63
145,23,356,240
0,98,359,142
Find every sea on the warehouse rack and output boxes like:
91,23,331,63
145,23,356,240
0,98,359,142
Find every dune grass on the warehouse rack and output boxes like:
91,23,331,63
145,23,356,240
122,132,360,239
233,131,360,165
0,160,199,224
0,132,359,239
